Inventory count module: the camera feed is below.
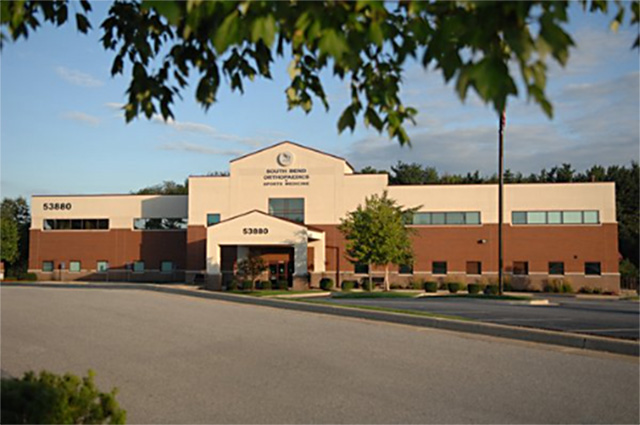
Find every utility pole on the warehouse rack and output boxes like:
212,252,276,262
498,109,506,295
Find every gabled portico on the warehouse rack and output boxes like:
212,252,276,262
206,210,325,289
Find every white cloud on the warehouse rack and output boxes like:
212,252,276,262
158,141,245,156
55,66,104,88
151,115,264,148
104,102,125,110
61,111,100,126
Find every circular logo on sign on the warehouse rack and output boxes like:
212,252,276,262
277,151,293,167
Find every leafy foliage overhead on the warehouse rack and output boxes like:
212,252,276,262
1,1,637,145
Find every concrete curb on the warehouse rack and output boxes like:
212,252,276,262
2,281,638,357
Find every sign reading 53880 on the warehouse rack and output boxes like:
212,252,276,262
43,202,72,211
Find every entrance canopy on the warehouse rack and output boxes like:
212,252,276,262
206,210,325,277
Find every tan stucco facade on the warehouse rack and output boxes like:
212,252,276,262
28,141,620,292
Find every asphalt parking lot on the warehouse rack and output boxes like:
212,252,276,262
323,295,640,339
2,286,638,424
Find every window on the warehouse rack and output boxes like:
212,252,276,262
549,262,564,275
432,261,447,275
399,264,413,274
512,212,527,224
466,261,482,275
512,210,600,225
513,261,529,275
97,261,109,272
354,263,369,274
133,218,187,230
69,261,81,272
42,261,54,272
585,262,601,276
583,211,599,224
43,219,108,230
207,213,221,226
410,211,481,225
268,198,305,223
133,261,145,273
563,211,582,224
547,211,562,224
161,261,174,273
527,211,546,224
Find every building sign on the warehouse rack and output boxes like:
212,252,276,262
263,168,310,187
243,227,269,235
43,202,72,210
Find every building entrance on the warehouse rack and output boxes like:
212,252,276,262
268,261,294,287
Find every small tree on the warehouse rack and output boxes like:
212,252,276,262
236,253,267,291
339,191,417,291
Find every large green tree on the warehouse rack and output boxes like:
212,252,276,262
1,1,637,145
339,191,416,291
1,197,31,276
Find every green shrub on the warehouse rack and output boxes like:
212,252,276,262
277,280,288,290
543,279,561,293
592,287,603,294
424,281,438,293
241,280,253,291
560,281,573,293
341,280,356,292
1,369,126,424
319,278,334,291
579,287,593,294
227,279,238,291
409,278,425,290
447,282,461,293
361,279,374,291
467,283,481,294
390,283,402,290
260,280,272,290
23,272,38,281
484,284,499,295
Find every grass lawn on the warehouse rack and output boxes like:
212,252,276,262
420,294,531,301
228,290,324,297
298,299,471,321
332,291,420,299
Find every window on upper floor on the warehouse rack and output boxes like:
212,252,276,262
268,198,304,223
133,218,187,230
43,219,109,230
410,211,481,225
207,213,221,226
511,210,599,225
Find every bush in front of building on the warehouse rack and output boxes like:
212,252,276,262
1,369,126,424
447,282,462,293
544,278,572,293
277,280,288,290
409,278,425,290
227,278,239,291
341,280,356,292
483,284,499,295
360,278,374,291
241,280,253,291
467,283,481,294
424,281,438,293
260,280,272,290
319,278,334,291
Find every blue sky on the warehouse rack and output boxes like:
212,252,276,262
1,2,638,199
